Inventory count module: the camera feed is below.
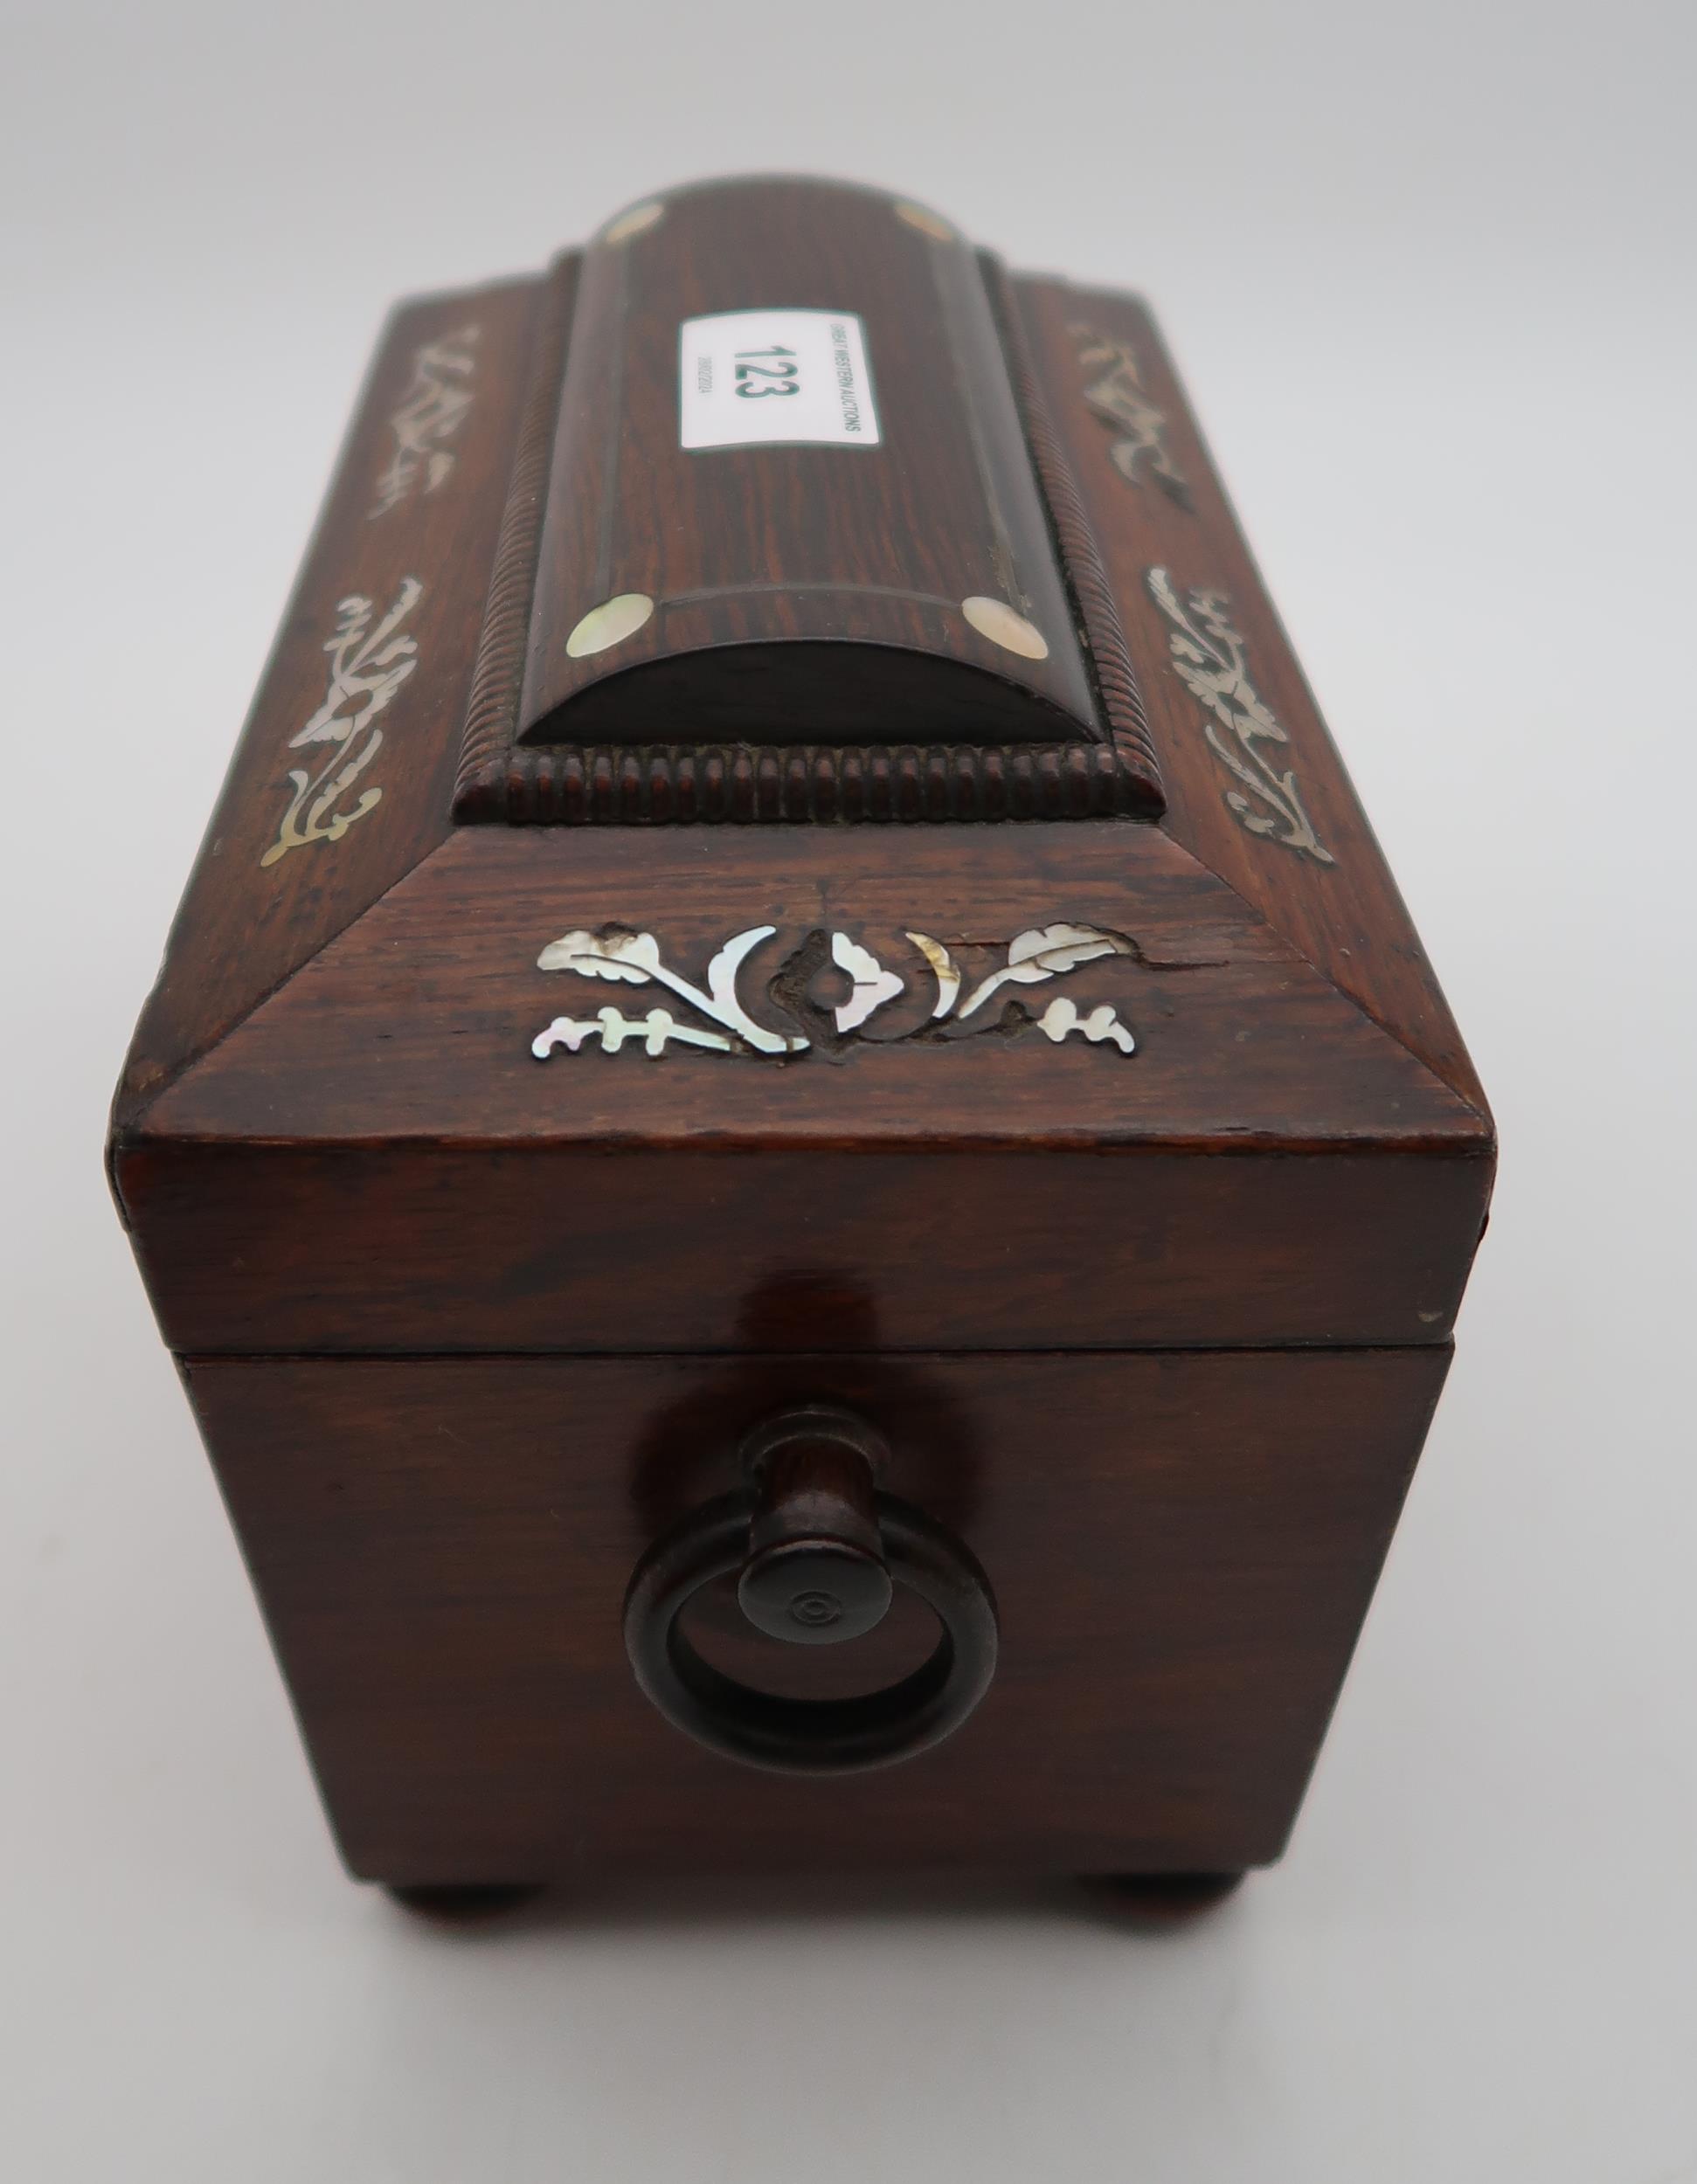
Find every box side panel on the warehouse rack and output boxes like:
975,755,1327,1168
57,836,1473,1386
1015,276,1489,1121
126,820,1488,1154
111,271,548,1123
184,1348,1451,1883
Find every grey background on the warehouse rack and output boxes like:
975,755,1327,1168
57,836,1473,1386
3,2,1694,2177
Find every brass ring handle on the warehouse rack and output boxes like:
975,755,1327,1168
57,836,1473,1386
622,1407,998,1774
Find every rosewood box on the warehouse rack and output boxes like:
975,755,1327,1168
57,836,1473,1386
108,176,1493,1891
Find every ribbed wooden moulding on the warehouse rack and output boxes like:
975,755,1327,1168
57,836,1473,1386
454,739,1153,826
451,255,580,816
979,252,1160,798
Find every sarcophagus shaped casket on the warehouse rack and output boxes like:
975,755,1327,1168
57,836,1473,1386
108,176,1493,1892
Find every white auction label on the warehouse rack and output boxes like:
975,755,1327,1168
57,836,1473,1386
679,309,882,451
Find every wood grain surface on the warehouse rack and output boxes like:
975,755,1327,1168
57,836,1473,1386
186,1347,1448,1883
1015,277,1487,1115
520,178,1100,749
114,822,1489,1357
114,275,541,1124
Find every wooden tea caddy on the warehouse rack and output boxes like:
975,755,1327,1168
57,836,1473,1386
108,176,1493,1893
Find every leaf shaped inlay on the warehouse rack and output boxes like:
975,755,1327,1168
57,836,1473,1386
537,928,662,982
958,923,1133,1019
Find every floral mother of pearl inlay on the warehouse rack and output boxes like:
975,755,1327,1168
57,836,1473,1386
261,578,424,867
370,324,481,521
531,921,1139,1061
1068,322,1189,509
1146,568,1333,865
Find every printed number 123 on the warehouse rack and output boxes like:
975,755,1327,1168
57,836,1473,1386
735,345,799,398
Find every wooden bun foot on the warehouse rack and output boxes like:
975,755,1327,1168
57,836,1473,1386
385,1883,546,1922
1081,1871,1246,1924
